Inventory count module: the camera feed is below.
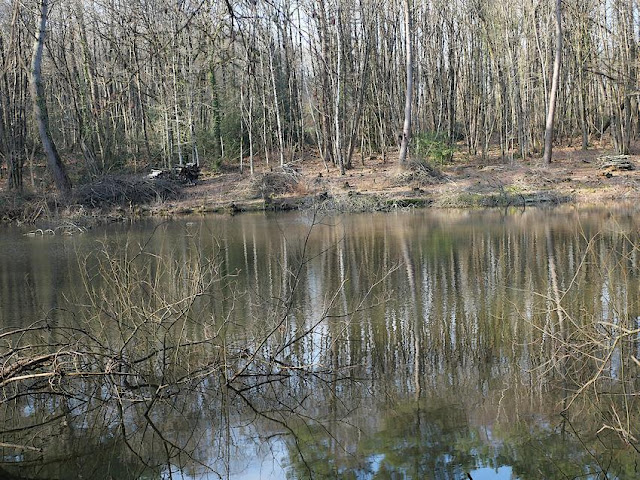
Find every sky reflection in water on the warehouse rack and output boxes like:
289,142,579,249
0,208,638,478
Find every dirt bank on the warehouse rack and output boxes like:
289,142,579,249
2,146,640,226
149,147,640,216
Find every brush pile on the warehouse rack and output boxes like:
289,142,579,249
393,159,446,187
74,175,182,208
250,165,301,198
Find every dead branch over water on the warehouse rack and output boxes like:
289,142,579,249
530,226,640,451
0,214,392,478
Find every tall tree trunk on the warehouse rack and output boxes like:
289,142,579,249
268,38,285,167
447,18,457,149
620,0,635,155
399,0,413,166
543,0,563,165
208,58,222,161
0,2,27,191
334,6,344,175
172,51,183,167
30,0,71,195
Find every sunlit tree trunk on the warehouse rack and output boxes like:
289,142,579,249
172,50,183,167
208,56,222,162
268,34,285,167
334,5,344,175
398,0,413,166
543,0,563,165
345,1,371,170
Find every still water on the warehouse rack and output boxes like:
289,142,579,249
1,207,639,479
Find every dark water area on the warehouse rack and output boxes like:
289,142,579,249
1,207,639,479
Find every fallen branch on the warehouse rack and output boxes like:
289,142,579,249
597,155,634,170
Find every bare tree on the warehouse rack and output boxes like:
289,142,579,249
0,0,28,190
543,0,563,165
398,0,413,166
0,0,637,198
30,0,71,194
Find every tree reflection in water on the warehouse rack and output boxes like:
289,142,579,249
1,208,639,479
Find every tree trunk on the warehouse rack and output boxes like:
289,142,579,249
399,0,413,166
334,6,344,175
208,59,222,160
543,0,563,165
30,0,71,195
268,37,285,168
0,3,27,191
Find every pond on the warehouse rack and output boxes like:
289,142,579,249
0,207,639,479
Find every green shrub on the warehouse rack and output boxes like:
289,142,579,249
413,132,455,165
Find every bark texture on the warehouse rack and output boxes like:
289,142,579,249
30,0,72,195
399,0,413,166
543,0,563,165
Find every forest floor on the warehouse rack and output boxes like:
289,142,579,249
2,143,640,226
153,144,640,216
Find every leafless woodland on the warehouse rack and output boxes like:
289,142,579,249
1,0,639,193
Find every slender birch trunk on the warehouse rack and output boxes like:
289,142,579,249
543,0,563,165
398,0,413,166
334,6,344,175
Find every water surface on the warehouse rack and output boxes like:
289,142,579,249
1,207,639,479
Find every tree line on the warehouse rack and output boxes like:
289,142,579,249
0,0,638,193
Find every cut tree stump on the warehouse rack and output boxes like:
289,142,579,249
597,155,634,171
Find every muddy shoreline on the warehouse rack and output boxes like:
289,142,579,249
2,149,640,228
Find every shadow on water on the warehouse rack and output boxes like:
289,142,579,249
0,207,639,478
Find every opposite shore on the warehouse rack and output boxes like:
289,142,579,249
2,148,639,228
